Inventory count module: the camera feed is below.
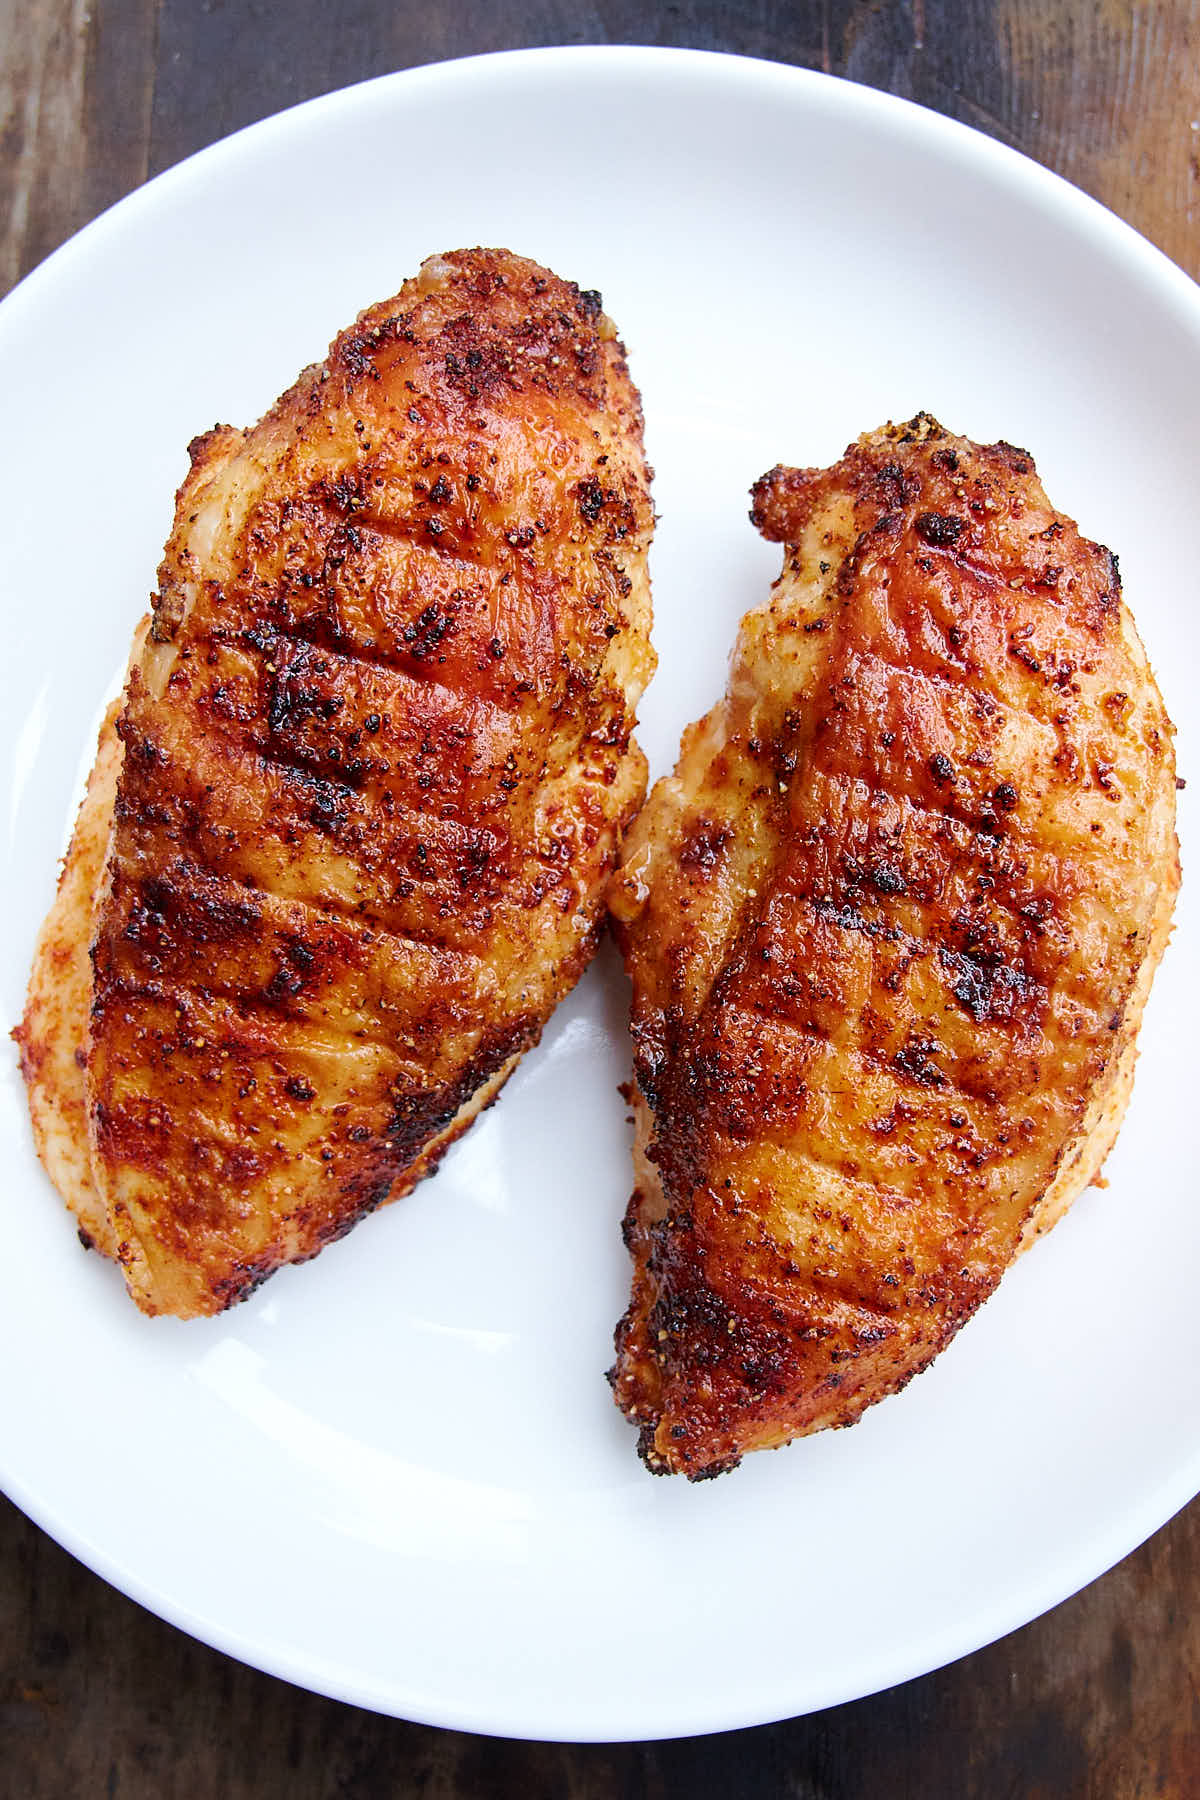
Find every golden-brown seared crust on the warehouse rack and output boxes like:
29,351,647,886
15,619,153,1259
609,413,1178,1479
28,248,654,1317
15,701,126,1259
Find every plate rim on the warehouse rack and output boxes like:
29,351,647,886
2,43,1198,1743
4,45,1197,340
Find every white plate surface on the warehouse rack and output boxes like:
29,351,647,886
1,47,1197,1742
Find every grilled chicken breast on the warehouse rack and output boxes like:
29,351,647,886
17,248,654,1317
609,415,1178,1479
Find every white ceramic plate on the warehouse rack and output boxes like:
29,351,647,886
1,47,1197,1743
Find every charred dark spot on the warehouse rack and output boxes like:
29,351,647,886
266,677,343,740
402,601,456,658
285,1074,316,1102
929,753,955,785
384,1020,535,1162
939,946,1039,1025
893,1037,947,1088
865,861,908,896
456,837,494,888
996,440,1034,475
872,462,921,510
304,775,352,836
812,897,901,943
319,471,364,516
335,311,415,382
1018,896,1055,930
209,1258,277,1309
118,723,165,767
576,477,608,524
1103,550,1122,609
915,511,966,547
128,873,263,959
852,1324,892,1348
264,964,306,1003
678,819,733,877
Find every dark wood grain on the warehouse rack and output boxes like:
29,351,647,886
0,0,157,294
3,3,1199,1794
5,1,1198,287
3,1487,1199,1795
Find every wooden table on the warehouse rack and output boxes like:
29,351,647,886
3,5,1197,1793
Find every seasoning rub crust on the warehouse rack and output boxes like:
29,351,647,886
609,415,1178,1479
17,248,655,1318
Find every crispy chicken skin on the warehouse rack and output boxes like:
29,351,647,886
17,248,655,1317
609,415,1178,1479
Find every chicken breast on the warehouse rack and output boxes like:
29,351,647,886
608,415,1178,1479
17,248,654,1317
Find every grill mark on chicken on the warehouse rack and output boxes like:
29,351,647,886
661,832,1065,1096
764,881,1050,1034
299,492,581,639
246,742,519,865
89,970,429,1083
244,613,520,697
780,785,1137,1012
723,1076,1014,1207
677,1130,958,1255
105,858,491,1049
116,718,517,888
165,607,628,845
796,647,1133,862
244,550,557,684
611,415,1177,1478
666,997,1032,1152
241,634,628,811
199,586,541,724
317,481,639,572
114,795,516,959
243,625,529,729
109,832,500,965
88,972,464,1080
